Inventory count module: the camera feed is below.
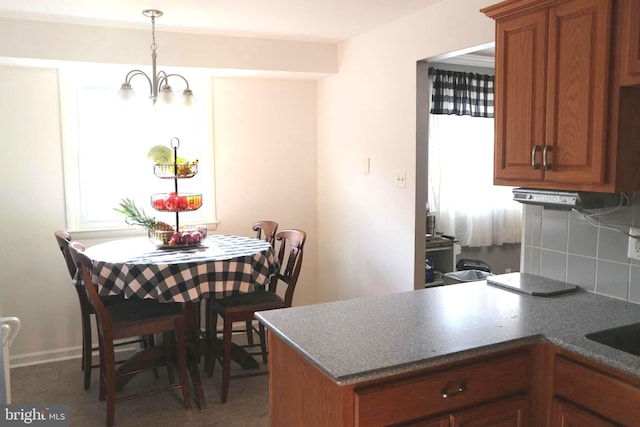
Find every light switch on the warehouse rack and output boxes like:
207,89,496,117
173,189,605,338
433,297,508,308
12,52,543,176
395,170,406,188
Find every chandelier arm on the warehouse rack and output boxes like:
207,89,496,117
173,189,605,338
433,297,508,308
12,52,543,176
125,70,153,93
156,71,169,89
163,73,192,90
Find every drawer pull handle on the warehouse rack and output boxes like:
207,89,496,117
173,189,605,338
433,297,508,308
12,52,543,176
531,145,541,169
441,385,467,398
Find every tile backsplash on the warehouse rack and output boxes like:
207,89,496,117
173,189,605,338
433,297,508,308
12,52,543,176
522,192,640,303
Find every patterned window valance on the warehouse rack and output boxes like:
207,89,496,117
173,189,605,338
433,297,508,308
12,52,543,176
429,67,494,118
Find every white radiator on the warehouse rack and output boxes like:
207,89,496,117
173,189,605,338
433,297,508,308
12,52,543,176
1,317,21,404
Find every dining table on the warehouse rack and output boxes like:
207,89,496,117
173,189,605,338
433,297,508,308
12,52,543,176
83,233,279,411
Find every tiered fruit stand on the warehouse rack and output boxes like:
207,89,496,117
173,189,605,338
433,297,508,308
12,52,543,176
148,137,206,248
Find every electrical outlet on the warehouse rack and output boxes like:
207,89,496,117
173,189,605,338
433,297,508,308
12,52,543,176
628,227,640,260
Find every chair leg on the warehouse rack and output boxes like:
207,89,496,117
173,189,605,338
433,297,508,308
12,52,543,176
162,332,176,384
173,323,192,410
103,342,117,427
258,323,268,364
203,299,211,374
142,333,161,379
82,313,93,390
98,337,107,402
206,308,218,378
245,320,254,345
221,315,233,403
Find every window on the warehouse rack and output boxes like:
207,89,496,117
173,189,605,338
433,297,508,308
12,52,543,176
59,65,216,232
428,113,521,247
427,67,521,247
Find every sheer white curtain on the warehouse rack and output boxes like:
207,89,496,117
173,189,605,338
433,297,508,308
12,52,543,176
428,112,522,247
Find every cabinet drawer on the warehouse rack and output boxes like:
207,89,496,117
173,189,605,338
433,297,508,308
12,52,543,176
355,350,531,426
554,355,640,425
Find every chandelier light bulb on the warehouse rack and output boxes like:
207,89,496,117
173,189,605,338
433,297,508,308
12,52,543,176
158,86,175,105
118,83,136,101
182,89,195,107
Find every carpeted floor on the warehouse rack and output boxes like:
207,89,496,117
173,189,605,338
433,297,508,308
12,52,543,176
9,353,270,427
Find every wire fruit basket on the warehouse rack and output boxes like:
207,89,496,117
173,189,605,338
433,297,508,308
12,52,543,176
149,137,206,248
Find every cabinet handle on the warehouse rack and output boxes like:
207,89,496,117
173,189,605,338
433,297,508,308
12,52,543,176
543,145,552,170
531,145,541,169
441,385,467,398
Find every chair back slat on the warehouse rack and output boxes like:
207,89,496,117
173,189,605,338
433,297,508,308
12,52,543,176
253,220,278,247
270,229,306,307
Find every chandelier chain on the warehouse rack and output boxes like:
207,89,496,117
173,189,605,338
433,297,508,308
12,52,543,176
151,15,157,56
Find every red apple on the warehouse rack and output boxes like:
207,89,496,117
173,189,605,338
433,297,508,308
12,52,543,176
170,232,183,245
182,233,194,245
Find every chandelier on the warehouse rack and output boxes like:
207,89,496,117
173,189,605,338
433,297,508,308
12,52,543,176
118,10,194,106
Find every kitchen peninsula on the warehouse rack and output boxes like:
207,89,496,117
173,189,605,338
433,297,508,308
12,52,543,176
257,280,640,426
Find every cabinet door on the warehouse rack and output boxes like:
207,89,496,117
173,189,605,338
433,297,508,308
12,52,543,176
493,9,547,184
550,398,617,427
399,417,449,427
620,0,640,85
554,354,640,425
450,395,529,427
543,0,611,186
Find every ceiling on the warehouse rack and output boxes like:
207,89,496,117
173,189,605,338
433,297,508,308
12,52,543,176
0,0,447,43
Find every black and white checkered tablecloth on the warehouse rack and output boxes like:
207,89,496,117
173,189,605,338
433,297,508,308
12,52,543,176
83,235,278,303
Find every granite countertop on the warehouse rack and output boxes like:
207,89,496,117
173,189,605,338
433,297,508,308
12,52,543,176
256,280,640,386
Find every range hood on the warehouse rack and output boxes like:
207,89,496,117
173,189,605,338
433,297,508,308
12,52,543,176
512,188,626,210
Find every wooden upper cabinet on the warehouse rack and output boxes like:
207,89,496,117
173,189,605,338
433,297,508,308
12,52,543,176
543,0,610,186
620,0,640,85
484,0,612,190
493,9,547,183
484,0,640,193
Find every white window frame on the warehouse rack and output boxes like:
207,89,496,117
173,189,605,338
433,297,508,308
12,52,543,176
59,64,217,234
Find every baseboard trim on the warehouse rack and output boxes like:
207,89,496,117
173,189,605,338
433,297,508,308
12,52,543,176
9,344,140,368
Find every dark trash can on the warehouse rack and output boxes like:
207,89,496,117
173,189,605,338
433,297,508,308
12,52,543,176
455,258,492,273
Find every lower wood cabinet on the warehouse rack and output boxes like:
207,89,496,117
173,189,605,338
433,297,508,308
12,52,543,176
552,353,640,426
268,332,640,427
550,398,618,427
404,395,529,427
268,331,532,427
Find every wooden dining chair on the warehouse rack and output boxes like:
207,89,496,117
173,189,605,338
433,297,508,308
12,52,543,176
207,229,306,403
202,220,280,374
68,241,192,427
54,230,149,390
245,220,279,344
253,220,278,247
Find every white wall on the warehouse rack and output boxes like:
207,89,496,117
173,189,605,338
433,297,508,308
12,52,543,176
316,0,496,302
211,77,318,308
0,17,337,75
0,67,318,365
